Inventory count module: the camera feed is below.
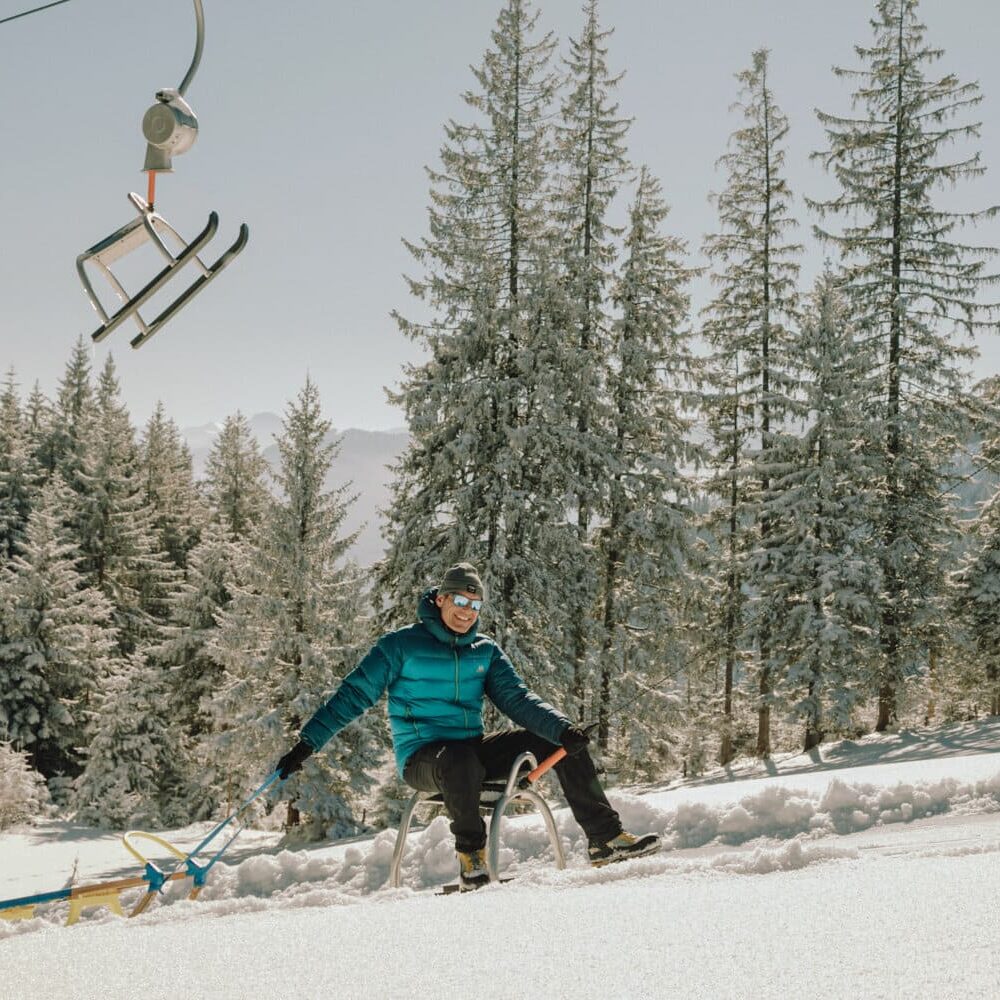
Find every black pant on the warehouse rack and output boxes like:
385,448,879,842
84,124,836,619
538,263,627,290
401,730,621,853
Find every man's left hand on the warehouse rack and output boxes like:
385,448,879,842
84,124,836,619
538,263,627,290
275,740,314,779
561,725,590,756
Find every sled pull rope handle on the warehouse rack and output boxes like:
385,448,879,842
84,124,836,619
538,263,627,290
522,747,565,785
520,723,599,787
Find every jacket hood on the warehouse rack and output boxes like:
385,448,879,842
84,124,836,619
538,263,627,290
418,587,480,646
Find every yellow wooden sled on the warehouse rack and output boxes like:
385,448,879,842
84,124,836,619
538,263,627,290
0,773,279,926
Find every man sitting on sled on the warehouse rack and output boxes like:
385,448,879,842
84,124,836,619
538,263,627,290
275,562,660,890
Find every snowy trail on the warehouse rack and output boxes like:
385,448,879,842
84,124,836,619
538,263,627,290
4,824,1000,1000
3,722,1000,999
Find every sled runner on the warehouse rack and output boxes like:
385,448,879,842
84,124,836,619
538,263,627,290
78,194,249,349
76,0,248,348
390,748,569,891
0,773,278,926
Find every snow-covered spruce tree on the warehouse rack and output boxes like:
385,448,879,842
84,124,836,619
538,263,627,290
950,490,1000,716
208,380,382,837
152,519,242,816
548,0,631,715
153,413,269,815
73,653,189,829
45,338,96,485
0,369,38,564
597,166,701,766
140,402,205,570
701,48,802,759
761,272,882,749
0,741,51,829
23,381,56,476
671,547,723,777
810,0,999,730
0,476,117,778
203,411,270,541
697,362,753,765
72,356,179,656
950,378,1000,717
383,0,566,684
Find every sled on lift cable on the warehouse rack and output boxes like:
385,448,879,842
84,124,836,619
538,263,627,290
76,0,248,349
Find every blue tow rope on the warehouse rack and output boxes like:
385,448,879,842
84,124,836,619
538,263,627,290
176,771,283,884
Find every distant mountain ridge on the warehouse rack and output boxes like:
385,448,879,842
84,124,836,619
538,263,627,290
181,416,998,569
181,414,408,567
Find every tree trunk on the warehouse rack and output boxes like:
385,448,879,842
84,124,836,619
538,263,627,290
719,406,740,766
924,646,938,725
803,676,824,751
597,506,622,751
878,7,907,735
756,665,772,758
876,681,896,732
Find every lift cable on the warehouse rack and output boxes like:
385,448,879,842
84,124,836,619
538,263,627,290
0,0,73,27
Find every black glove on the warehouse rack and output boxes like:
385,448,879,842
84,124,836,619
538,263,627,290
560,725,591,757
275,740,314,779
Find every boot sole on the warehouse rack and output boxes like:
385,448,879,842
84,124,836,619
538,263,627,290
437,877,512,896
589,838,662,868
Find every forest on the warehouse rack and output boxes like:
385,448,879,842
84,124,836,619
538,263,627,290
2,0,1000,839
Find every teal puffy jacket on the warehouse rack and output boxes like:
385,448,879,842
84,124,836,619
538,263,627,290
301,589,570,775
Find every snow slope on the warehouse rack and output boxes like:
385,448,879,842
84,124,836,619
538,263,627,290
3,720,1000,999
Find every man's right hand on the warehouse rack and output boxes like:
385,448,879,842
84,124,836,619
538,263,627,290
560,725,591,757
275,740,314,779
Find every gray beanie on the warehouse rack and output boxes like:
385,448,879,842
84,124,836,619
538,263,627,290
438,562,486,600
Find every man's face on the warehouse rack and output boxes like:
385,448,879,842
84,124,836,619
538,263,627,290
435,590,482,635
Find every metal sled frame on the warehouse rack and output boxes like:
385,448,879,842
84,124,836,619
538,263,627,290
77,191,249,349
0,772,277,926
389,751,567,888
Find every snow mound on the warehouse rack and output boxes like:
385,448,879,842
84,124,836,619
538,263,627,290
6,764,999,939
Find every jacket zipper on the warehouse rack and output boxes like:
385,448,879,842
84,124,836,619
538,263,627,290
454,643,469,728
404,703,420,737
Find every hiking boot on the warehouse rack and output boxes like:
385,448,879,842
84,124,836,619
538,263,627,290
457,848,490,890
588,830,661,868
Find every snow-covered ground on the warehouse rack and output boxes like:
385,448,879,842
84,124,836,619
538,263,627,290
3,720,1000,999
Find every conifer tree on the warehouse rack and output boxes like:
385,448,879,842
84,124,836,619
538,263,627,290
23,381,57,482
549,0,631,713
0,476,117,778
0,741,51,829
155,412,268,814
140,402,204,569
0,370,37,563
598,167,701,756
951,378,1000,717
810,0,999,729
761,273,882,748
208,380,381,837
73,654,189,828
951,490,1000,717
156,521,241,739
383,0,562,679
73,357,178,655
203,411,270,540
47,338,95,483
701,48,802,758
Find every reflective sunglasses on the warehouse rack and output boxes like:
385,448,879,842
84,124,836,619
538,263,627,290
450,594,483,612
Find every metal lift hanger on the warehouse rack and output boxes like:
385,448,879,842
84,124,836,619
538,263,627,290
77,0,248,349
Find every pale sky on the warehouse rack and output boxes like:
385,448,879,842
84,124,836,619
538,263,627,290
2,0,998,431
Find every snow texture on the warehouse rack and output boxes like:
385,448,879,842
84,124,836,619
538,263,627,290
2,721,1000,999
